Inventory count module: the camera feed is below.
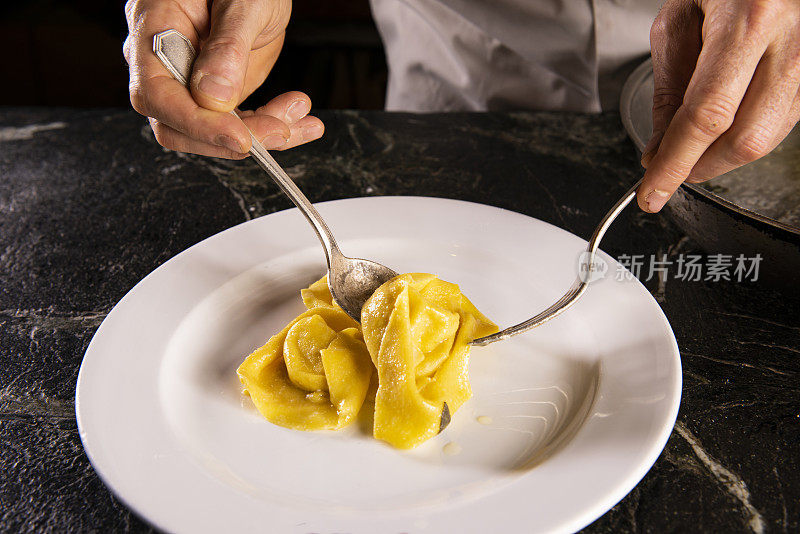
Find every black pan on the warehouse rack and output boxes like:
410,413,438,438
620,59,800,287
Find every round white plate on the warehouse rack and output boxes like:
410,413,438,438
76,196,681,534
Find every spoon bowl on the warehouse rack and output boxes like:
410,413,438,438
329,253,398,321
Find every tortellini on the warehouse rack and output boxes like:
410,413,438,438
236,303,374,431
237,274,498,448
361,273,498,448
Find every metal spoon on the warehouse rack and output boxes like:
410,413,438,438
153,30,397,321
471,178,643,346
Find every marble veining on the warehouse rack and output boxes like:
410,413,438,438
0,108,797,533
675,422,765,533
0,121,66,142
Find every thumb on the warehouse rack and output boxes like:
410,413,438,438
190,0,264,112
642,0,701,168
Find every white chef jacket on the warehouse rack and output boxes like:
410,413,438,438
369,0,662,112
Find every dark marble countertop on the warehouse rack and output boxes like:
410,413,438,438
1,107,798,533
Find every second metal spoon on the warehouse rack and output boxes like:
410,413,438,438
471,178,643,346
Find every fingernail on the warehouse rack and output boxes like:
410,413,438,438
302,123,323,139
262,134,287,149
644,189,670,213
640,150,654,168
286,100,310,122
215,134,243,153
197,73,235,102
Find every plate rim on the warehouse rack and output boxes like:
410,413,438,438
76,195,682,534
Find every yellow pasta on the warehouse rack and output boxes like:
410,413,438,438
237,274,497,448
237,305,374,431
361,273,498,448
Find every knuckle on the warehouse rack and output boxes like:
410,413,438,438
263,2,292,39
124,0,140,23
122,37,131,62
652,89,684,114
185,108,214,144
782,46,800,80
237,0,263,11
730,127,773,163
704,1,775,45
127,1,170,35
150,122,176,150
745,0,779,32
650,13,669,43
728,0,780,45
204,35,248,63
129,85,150,116
659,164,690,188
650,0,692,44
683,95,737,138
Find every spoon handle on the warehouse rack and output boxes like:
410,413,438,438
245,132,340,263
471,179,643,346
153,29,340,266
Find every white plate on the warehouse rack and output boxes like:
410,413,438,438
76,197,681,534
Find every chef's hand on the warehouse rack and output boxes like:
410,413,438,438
638,0,800,212
124,0,324,159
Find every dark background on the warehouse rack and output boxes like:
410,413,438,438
0,0,388,109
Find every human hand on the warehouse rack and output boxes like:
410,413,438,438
124,0,324,159
638,0,800,212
